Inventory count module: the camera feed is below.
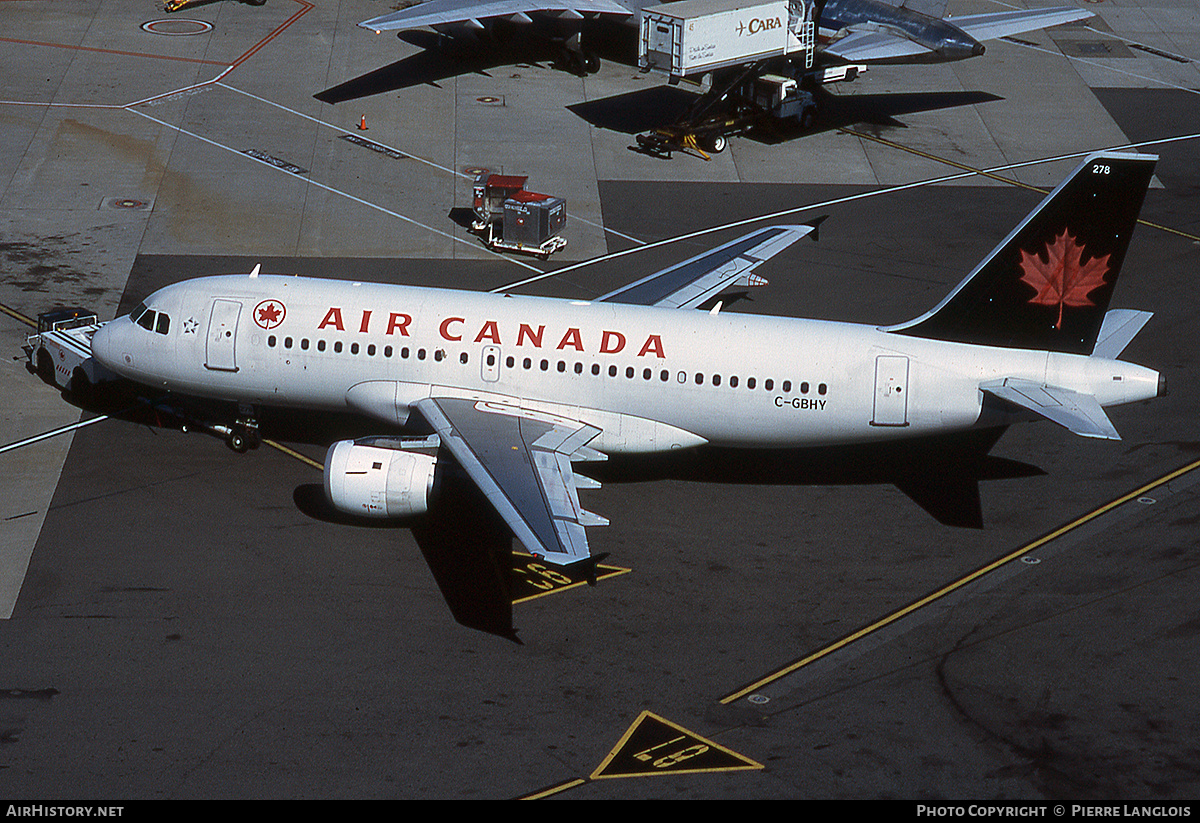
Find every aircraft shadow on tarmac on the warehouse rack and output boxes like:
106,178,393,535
314,31,1001,144
566,86,1004,139
314,24,634,104
55,368,1043,534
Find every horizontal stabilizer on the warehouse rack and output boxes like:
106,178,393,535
982,378,1120,440
1092,309,1153,359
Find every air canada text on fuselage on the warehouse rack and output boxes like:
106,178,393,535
312,307,667,358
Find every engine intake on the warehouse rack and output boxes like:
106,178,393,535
323,435,440,519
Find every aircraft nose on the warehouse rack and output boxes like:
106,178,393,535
90,318,127,374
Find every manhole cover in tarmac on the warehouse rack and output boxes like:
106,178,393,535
141,19,214,35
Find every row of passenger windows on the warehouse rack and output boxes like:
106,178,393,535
266,336,827,396
268,335,452,362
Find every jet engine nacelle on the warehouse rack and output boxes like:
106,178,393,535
323,436,440,519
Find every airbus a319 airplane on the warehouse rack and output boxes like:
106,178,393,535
90,151,1162,639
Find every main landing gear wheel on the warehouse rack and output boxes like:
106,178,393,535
557,48,600,76
226,425,261,453
704,134,727,154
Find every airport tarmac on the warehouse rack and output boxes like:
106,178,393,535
1,0,1199,801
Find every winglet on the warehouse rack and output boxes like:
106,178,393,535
803,215,828,242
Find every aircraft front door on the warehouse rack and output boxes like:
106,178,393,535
871,355,909,427
481,345,501,382
206,299,241,372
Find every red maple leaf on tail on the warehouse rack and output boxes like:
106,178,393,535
1018,229,1110,329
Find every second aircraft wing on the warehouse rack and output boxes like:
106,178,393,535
597,222,822,309
360,0,634,32
822,5,1092,64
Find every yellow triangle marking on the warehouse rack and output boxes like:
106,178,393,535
590,711,762,779
511,552,630,604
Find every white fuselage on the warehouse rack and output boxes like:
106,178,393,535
91,273,1161,454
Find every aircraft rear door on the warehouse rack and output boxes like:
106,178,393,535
871,354,909,426
206,299,241,372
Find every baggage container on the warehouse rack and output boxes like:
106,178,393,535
503,191,567,247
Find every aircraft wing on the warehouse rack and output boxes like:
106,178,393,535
414,397,608,569
822,6,1091,63
597,222,822,309
947,7,1094,43
982,378,1120,440
821,28,935,63
360,0,633,32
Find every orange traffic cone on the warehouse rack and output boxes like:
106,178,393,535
357,115,367,130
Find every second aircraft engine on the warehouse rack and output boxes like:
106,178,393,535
323,435,440,519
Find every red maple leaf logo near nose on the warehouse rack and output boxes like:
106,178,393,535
1018,229,1110,330
254,300,285,330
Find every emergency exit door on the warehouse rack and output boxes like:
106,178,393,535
481,345,501,382
871,355,909,426
206,299,241,372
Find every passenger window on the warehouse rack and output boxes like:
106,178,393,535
730,376,738,388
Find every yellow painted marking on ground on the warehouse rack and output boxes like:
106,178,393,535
841,128,1200,243
720,457,1200,704
262,439,323,470
0,303,36,328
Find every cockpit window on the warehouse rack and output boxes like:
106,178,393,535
131,302,170,335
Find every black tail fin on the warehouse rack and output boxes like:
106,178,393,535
889,151,1157,355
